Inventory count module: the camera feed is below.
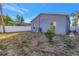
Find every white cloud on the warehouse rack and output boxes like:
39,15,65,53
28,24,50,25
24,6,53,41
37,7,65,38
3,5,27,14
20,8,29,12
25,15,36,23
24,18,32,23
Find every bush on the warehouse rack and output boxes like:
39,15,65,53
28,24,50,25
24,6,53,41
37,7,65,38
44,27,55,44
65,44,75,49
44,30,54,39
64,38,75,49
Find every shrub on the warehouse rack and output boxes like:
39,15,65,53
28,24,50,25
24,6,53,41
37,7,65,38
44,27,55,44
44,30,54,39
65,44,75,49
64,38,75,49
72,20,78,27
48,38,54,44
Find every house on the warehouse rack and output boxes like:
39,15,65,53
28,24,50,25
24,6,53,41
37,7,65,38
23,23,31,26
31,13,70,35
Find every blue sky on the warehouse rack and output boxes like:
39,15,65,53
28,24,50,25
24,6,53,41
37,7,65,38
2,3,79,23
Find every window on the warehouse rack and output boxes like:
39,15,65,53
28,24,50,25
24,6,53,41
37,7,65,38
33,24,35,29
51,21,56,27
50,21,56,30
33,27,35,29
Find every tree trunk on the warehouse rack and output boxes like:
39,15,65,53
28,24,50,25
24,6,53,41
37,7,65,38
0,3,5,33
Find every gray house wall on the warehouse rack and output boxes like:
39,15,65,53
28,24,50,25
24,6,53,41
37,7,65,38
31,13,70,35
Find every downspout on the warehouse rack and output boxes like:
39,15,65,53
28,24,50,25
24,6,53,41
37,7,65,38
38,15,40,32
66,15,70,34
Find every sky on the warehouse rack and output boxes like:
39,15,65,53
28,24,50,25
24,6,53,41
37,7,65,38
2,3,79,23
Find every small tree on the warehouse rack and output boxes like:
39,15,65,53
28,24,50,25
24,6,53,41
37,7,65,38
71,11,79,32
72,20,77,27
16,15,25,26
20,16,25,25
5,15,15,26
44,26,55,44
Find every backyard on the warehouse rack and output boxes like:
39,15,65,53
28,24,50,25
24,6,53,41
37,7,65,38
0,32,79,56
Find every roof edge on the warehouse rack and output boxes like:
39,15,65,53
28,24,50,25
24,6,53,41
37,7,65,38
31,13,69,22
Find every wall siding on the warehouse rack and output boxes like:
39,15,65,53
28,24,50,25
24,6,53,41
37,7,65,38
31,15,69,35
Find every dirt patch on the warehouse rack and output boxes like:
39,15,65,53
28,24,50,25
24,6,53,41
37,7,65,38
0,32,79,56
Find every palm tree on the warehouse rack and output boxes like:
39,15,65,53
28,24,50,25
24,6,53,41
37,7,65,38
71,11,79,22
0,3,5,33
71,11,79,33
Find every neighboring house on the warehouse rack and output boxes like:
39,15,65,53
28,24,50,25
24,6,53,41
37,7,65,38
23,23,31,26
31,13,70,35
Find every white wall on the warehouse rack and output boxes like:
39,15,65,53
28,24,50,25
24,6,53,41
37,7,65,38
70,25,79,34
0,26,31,33
40,15,67,35
31,14,69,35
31,17,40,32
76,25,79,33
0,26,4,33
70,24,75,31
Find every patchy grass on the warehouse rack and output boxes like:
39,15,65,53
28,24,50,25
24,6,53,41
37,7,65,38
0,32,79,56
0,33,19,39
